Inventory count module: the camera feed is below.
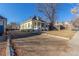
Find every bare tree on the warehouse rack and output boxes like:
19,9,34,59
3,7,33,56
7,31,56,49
37,3,57,28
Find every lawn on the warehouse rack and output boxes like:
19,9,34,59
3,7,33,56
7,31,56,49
0,41,7,56
12,34,69,56
46,30,76,39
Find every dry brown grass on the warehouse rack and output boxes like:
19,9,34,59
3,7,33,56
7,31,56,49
12,30,77,56
0,42,7,56
46,30,76,39
12,34,72,56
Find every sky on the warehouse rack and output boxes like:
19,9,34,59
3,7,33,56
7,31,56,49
0,3,77,24
56,3,77,22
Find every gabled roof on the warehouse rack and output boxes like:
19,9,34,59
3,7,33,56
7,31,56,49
30,16,47,22
20,16,48,25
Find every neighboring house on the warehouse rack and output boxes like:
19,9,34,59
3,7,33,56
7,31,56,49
20,16,49,31
7,22,19,30
54,22,65,30
51,21,72,30
63,21,73,30
54,22,63,27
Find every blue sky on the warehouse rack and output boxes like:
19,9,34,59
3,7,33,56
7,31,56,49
56,3,77,22
0,3,77,24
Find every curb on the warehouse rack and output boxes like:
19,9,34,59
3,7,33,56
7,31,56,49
6,35,15,56
6,36,10,56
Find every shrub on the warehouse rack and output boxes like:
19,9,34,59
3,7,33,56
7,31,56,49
21,29,34,33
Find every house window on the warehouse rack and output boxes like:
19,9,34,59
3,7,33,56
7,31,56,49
35,22,36,26
46,25,48,27
34,22,36,27
25,24,27,28
22,25,24,29
28,23,30,28
41,23,44,27
38,22,40,26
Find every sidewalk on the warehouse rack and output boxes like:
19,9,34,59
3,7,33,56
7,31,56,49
65,31,79,55
69,31,79,45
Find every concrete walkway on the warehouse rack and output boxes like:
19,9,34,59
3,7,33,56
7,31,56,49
65,31,79,56
69,31,79,45
43,33,69,40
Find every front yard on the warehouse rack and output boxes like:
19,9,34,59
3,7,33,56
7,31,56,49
46,30,76,39
10,29,76,39
12,34,70,56
0,41,7,56
11,30,77,56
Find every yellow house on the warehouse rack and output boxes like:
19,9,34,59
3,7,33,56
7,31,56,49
20,16,49,31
